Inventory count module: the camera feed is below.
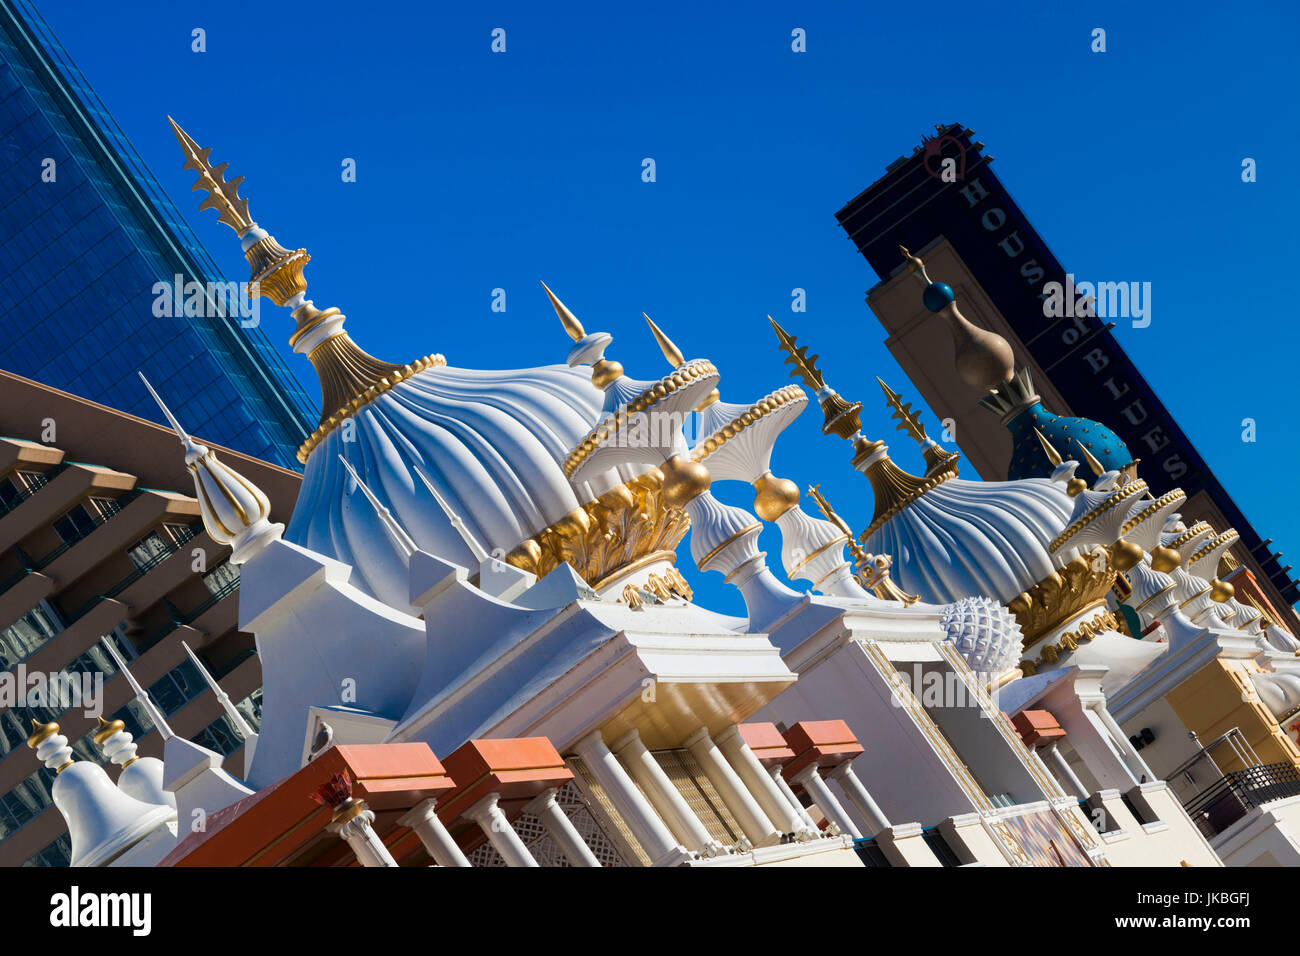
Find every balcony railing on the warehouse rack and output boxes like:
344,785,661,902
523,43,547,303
1182,762,1300,839
0,463,69,519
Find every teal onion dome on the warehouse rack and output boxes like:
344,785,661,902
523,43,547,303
1005,400,1133,481
922,282,955,313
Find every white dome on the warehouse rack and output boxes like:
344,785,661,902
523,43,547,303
865,476,1073,606
940,596,1024,676
286,362,606,610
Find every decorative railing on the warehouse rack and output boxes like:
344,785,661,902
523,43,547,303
1182,762,1300,839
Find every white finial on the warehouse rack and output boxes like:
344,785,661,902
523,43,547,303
181,641,257,739
339,456,417,559
413,466,489,563
141,371,283,563
100,636,174,741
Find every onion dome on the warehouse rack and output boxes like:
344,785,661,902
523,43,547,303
169,120,675,605
1120,490,1187,627
939,596,1024,677
769,319,1073,606
980,368,1137,482
1250,672,1300,721
900,246,1014,392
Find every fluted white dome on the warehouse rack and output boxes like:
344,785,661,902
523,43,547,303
287,363,607,610
940,596,1024,676
864,476,1073,606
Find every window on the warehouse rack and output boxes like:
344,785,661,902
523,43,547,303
0,604,61,671
921,827,964,867
201,560,239,598
126,530,171,570
52,504,97,544
0,470,44,512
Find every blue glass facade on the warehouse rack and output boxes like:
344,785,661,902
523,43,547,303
0,0,316,470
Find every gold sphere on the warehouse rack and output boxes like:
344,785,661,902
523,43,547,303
1066,477,1088,497
752,472,800,521
590,358,624,390
1150,546,1182,574
1209,578,1235,603
1111,539,1144,573
661,455,711,508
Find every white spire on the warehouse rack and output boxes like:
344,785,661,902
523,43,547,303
140,372,283,564
181,640,257,739
413,466,489,563
99,636,173,741
338,455,418,560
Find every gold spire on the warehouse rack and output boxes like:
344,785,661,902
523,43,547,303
1034,428,1062,467
878,377,927,444
807,485,919,605
541,281,586,341
643,313,685,367
769,316,864,441
167,120,445,464
1075,439,1106,477
168,117,254,235
877,377,960,477
643,313,719,409
771,321,954,532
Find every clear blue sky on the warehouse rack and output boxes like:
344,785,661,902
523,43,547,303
40,0,1300,615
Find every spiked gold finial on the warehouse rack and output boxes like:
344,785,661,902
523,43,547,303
1034,428,1063,467
167,117,255,235
643,313,685,367
769,316,827,392
1075,439,1106,477
877,377,929,445
540,282,586,341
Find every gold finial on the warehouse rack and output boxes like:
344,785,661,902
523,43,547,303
808,485,868,562
1033,428,1063,467
540,281,586,341
877,377,929,444
26,719,57,748
644,313,719,409
92,717,126,746
1074,440,1105,477
643,313,685,367
769,316,828,392
167,117,255,235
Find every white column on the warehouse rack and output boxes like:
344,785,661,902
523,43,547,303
613,729,725,857
571,730,683,864
827,762,890,834
684,726,779,848
523,788,600,867
329,802,398,867
770,764,820,833
792,764,862,839
464,793,538,868
1044,743,1090,800
397,798,471,867
715,726,809,837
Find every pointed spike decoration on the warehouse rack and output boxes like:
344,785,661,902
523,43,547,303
166,117,255,235
1074,439,1106,477
540,281,585,342
1034,428,1063,467
99,636,174,741
643,313,685,368
769,316,828,391
338,456,417,559
413,466,489,563
877,377,929,445
181,641,256,739
138,372,193,448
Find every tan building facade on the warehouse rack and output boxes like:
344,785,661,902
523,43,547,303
0,370,299,865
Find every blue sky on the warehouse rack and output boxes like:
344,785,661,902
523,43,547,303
40,0,1300,614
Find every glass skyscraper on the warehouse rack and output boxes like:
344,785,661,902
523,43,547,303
0,0,316,470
